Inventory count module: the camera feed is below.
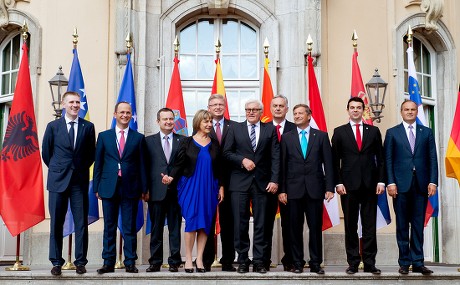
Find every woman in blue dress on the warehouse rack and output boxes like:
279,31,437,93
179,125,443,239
162,110,223,273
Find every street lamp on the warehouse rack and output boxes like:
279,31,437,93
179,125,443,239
48,66,68,119
365,68,388,123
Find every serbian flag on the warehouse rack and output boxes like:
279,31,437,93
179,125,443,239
261,57,274,123
307,54,339,230
407,45,439,226
446,89,460,185
111,52,144,235
211,58,230,120
63,47,99,236
351,50,391,230
0,42,45,236
166,55,188,136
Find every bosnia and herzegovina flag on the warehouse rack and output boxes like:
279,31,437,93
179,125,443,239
407,45,439,225
445,89,460,186
63,47,99,236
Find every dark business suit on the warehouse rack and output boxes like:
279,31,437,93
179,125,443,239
145,132,184,267
280,127,334,268
223,121,280,266
93,128,147,267
331,122,384,268
203,119,237,268
264,120,296,269
42,116,95,267
384,123,438,267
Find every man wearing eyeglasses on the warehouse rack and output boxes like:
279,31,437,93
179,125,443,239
223,99,280,274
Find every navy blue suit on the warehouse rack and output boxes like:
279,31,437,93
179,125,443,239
93,128,147,267
384,123,438,267
42,116,95,267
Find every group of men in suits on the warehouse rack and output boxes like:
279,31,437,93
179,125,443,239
42,91,437,276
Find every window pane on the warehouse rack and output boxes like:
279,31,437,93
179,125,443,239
2,74,10,95
422,44,431,74
12,35,20,70
423,76,432,98
221,55,238,79
180,23,196,54
11,71,17,93
179,55,196,79
184,90,197,121
240,55,257,79
197,55,214,79
197,20,214,53
240,22,256,53
2,41,11,72
222,19,238,53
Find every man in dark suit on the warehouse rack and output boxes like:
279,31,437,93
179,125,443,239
42,91,95,276
93,101,147,274
265,95,296,271
384,99,438,275
202,94,237,272
223,99,280,274
144,108,184,272
279,104,334,274
331,97,384,275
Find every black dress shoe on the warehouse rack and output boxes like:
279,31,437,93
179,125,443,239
283,264,294,272
398,266,409,274
125,265,138,273
293,266,303,274
204,265,211,272
412,266,433,275
253,264,267,274
310,265,325,274
51,266,62,276
75,265,86,274
195,264,206,273
237,263,249,273
168,265,179,272
146,264,161,272
97,265,115,274
364,265,381,274
346,266,358,274
184,267,194,273
222,264,236,271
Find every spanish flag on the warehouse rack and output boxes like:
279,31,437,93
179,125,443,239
445,88,460,185
211,58,230,120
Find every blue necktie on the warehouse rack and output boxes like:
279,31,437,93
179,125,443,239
301,130,308,158
250,124,256,151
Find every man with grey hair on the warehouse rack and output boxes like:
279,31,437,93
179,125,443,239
223,99,280,274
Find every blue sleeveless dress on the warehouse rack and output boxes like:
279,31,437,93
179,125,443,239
177,140,219,235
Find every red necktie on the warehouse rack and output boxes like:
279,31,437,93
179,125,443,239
118,130,125,176
355,124,362,151
215,122,222,145
276,124,281,142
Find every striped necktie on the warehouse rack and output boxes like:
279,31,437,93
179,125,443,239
250,124,256,151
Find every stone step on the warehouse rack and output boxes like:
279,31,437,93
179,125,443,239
1,265,460,284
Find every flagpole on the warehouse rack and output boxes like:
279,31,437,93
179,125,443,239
115,33,133,270
5,22,30,272
62,28,80,271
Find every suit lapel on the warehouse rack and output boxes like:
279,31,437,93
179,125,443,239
221,119,231,143
305,128,316,159
171,133,181,162
292,130,303,158
242,121,253,150
414,125,424,153
257,122,267,151
60,117,73,149
397,123,412,154
155,133,167,163
74,119,85,151
344,124,359,151
121,128,136,158
361,124,370,150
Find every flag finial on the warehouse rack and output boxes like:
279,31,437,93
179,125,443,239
215,38,221,58
21,21,28,41
263,37,270,58
352,30,358,48
73,27,79,48
126,33,133,53
407,25,413,46
306,34,313,54
173,35,180,56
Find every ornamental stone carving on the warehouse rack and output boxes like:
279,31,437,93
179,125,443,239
0,0,30,27
420,0,444,32
207,0,229,15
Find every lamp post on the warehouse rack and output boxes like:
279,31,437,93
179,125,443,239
365,68,388,123
48,66,68,119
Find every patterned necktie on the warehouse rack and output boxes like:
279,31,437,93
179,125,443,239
355,123,362,151
276,124,281,142
69,121,75,149
215,122,222,144
250,124,256,151
300,130,308,159
409,125,415,154
164,135,171,163
118,130,125,176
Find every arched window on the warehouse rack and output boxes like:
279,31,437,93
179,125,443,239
179,18,259,130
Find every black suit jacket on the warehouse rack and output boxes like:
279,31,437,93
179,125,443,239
209,119,237,188
223,121,280,192
145,132,184,202
281,120,296,135
280,128,334,200
331,123,385,191
42,117,96,192
93,128,147,199
170,136,222,184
